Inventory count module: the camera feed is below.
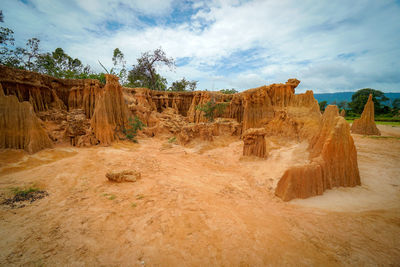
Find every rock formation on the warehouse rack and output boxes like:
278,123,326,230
242,128,268,158
0,83,53,153
106,170,141,183
351,94,381,135
275,105,360,201
68,79,101,118
90,74,131,145
0,66,362,201
178,118,241,145
340,109,346,117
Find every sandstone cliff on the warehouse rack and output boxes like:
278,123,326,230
0,66,362,202
0,83,53,153
242,128,268,158
91,75,131,145
351,94,381,135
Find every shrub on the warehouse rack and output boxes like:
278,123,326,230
123,116,145,143
195,99,228,122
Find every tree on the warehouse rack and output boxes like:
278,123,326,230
392,98,400,110
36,48,86,78
0,10,17,67
348,88,389,114
127,47,175,90
391,98,400,115
338,100,348,110
220,88,238,94
23,38,40,71
111,48,127,85
196,99,228,122
319,100,327,112
168,77,197,91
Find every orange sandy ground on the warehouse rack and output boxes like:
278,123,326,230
0,125,399,266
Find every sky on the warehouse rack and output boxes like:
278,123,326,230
2,0,400,93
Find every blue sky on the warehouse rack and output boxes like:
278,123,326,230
2,0,400,93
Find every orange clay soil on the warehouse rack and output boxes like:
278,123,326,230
0,125,399,266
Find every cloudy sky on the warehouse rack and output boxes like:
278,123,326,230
2,0,400,93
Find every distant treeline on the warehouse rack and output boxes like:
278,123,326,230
317,89,400,117
314,92,400,108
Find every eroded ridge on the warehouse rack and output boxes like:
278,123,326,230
0,66,361,200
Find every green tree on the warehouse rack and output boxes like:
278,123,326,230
220,88,238,94
392,98,400,109
338,100,348,110
111,48,127,85
348,88,389,114
319,100,327,112
0,10,18,67
23,38,40,71
127,47,175,90
196,99,228,122
35,48,87,78
392,98,400,115
168,77,197,91
123,116,145,143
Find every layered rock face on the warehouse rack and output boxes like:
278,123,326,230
91,75,131,145
68,80,101,118
275,105,360,201
0,83,53,153
242,128,268,158
351,94,381,135
0,65,90,111
178,118,241,145
0,66,361,201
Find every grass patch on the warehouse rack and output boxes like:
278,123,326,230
102,193,117,200
136,194,145,200
375,121,400,126
2,185,48,208
168,136,177,143
131,202,137,208
345,118,400,126
11,186,40,197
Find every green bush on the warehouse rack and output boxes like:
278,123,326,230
123,116,145,143
195,99,228,122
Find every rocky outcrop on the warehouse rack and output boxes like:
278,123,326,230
0,83,53,153
351,94,381,135
0,65,362,201
340,109,346,117
91,75,131,145
178,118,241,145
0,65,95,110
68,80,101,118
242,128,268,158
275,105,360,201
106,170,141,183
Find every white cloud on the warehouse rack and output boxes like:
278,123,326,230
2,0,400,93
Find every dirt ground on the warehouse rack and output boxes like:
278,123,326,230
0,125,399,266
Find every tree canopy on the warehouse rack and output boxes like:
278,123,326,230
348,88,389,114
168,78,197,92
319,100,327,112
220,88,238,94
127,48,175,90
